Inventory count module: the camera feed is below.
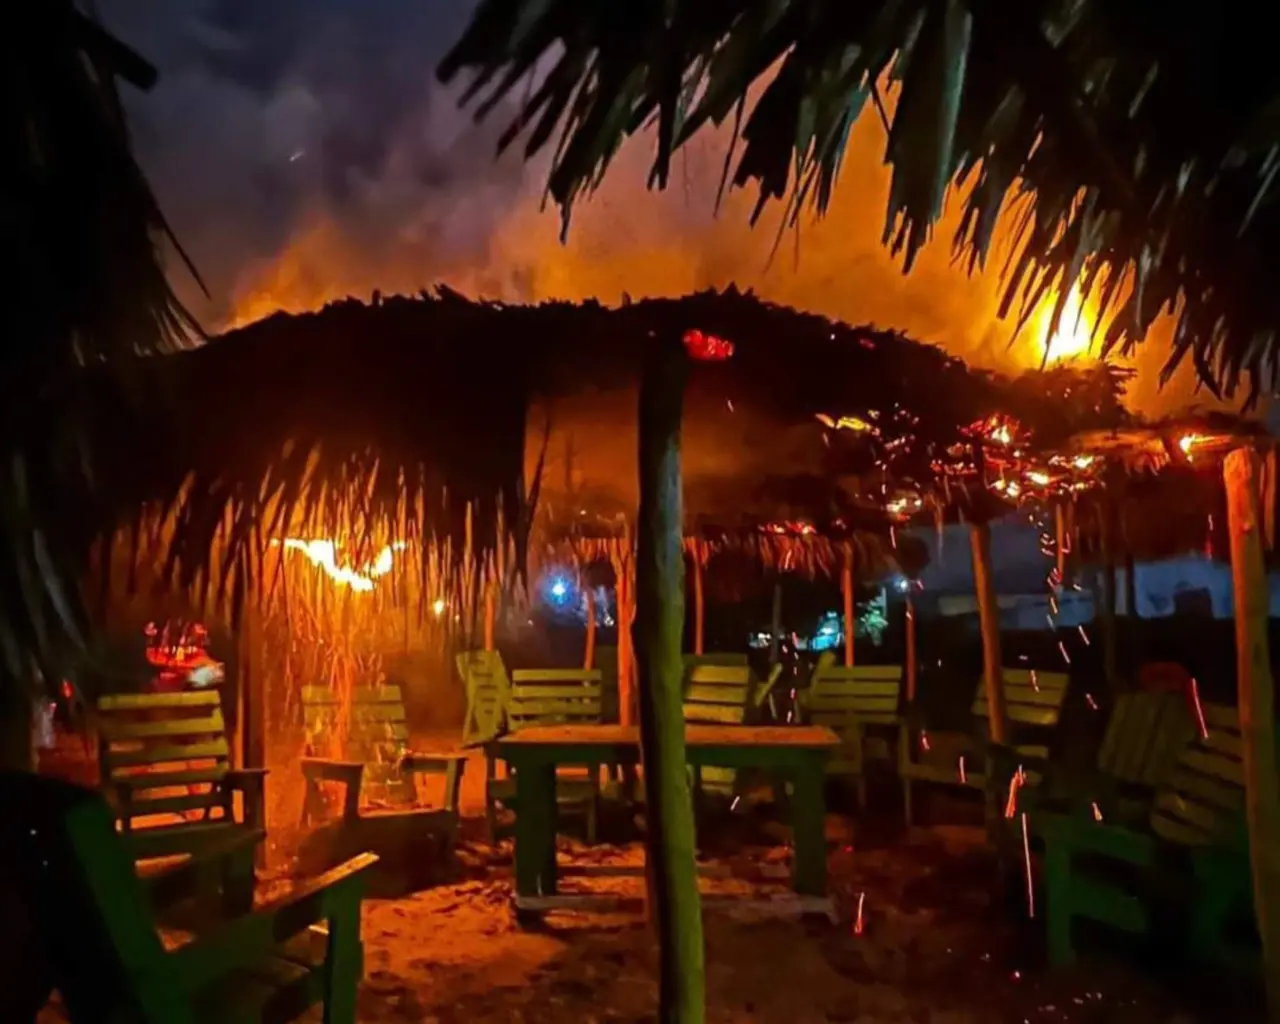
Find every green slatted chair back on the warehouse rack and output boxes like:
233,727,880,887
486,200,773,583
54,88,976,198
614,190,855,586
301,685,415,806
1149,702,1246,848
457,649,511,744
96,691,236,856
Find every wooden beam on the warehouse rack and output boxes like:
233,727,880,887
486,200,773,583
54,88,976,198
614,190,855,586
842,543,855,668
1224,447,1280,1022
969,521,1008,744
769,580,783,666
634,338,705,1022
482,580,496,652
905,595,918,702
584,586,597,670
692,543,705,656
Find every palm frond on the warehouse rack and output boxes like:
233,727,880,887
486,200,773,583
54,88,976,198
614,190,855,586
440,0,1280,401
2,2,200,702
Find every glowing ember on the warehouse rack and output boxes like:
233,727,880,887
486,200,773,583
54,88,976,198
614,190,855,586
815,412,876,434
1188,676,1209,738
277,538,405,591
682,328,734,361
432,598,447,617
1021,812,1035,918
853,892,866,935
1178,433,1211,457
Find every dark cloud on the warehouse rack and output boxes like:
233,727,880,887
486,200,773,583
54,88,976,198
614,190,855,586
100,0,531,324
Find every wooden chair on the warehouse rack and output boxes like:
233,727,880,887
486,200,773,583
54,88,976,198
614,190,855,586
95,691,266,862
2,770,377,1024
681,658,784,799
800,652,905,809
485,667,606,842
1017,691,1195,828
899,668,1070,825
298,686,466,887
1037,702,1255,969
457,649,511,745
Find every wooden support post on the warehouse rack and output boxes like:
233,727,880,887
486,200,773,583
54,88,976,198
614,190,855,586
584,585,597,670
842,542,856,668
905,595,918,702
1054,502,1067,583
769,579,783,666
483,580,496,653
1224,448,1280,1022
616,548,635,726
969,521,1007,744
692,543,705,656
635,338,705,1023
1099,498,1118,685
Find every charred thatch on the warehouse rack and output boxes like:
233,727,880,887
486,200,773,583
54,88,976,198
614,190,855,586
74,286,1132,619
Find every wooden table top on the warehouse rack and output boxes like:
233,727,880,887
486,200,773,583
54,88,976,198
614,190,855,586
497,724,839,749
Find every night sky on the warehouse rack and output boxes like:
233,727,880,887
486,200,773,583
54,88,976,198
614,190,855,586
100,1,1218,417
103,0,529,323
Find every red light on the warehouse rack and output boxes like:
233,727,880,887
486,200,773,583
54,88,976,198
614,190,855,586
682,329,734,361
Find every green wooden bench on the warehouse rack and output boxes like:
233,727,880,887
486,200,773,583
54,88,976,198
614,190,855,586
96,691,266,864
298,685,466,886
899,668,1070,825
800,653,905,809
1037,701,1255,969
682,658,784,800
485,667,606,843
3,770,377,1024
1016,691,1195,828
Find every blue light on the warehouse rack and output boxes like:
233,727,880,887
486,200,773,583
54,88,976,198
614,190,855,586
550,579,568,599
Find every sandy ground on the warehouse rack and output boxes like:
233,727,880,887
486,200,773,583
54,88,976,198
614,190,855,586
36,735,1263,1022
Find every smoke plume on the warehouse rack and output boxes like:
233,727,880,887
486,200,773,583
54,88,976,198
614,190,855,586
103,0,1216,417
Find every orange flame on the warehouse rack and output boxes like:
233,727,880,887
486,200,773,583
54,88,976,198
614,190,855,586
276,538,405,591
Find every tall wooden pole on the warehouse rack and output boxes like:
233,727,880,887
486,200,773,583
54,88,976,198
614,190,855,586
692,543,705,656
769,579,783,666
584,585,597,670
969,521,1008,743
905,595,918,701
842,543,856,668
1224,448,1280,1021
635,338,704,1022
1054,502,1067,583
482,581,496,652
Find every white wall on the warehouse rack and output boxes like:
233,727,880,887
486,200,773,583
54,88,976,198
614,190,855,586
908,516,1280,621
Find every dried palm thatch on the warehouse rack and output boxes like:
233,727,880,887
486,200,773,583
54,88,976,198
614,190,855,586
1,5,199,709
441,0,1280,401
86,294,534,625
88,288,1120,623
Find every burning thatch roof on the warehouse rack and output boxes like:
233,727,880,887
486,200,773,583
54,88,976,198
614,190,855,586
81,286,1143,608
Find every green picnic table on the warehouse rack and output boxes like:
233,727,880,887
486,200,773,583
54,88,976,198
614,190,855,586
497,724,839,911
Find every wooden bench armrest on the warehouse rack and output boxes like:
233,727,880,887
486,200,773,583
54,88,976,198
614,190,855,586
144,828,265,911
400,752,469,773
171,851,379,992
300,758,365,783
1038,813,1157,865
224,768,269,787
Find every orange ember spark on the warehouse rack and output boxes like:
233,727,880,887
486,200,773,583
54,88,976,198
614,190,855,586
1021,812,1035,919
1189,677,1209,738
854,892,866,935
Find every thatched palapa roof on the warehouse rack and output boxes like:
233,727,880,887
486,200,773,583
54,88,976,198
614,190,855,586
86,287,1131,609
